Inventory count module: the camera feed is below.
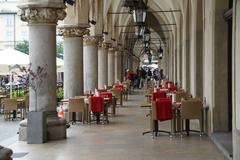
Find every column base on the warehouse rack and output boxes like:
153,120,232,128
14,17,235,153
19,112,67,143
0,145,13,160
233,129,240,160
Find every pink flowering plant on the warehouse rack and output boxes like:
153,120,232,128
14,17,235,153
14,63,48,111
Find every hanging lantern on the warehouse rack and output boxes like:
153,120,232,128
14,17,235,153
135,26,144,39
132,0,147,26
158,43,164,59
143,27,150,42
123,0,138,8
148,51,152,64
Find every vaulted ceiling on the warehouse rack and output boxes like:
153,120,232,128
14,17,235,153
102,0,184,59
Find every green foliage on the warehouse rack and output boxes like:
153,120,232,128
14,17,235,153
11,89,25,98
56,87,64,102
56,42,64,59
15,40,29,54
14,40,64,59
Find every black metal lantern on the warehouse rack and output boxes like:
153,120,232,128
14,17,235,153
64,0,75,5
158,43,164,59
143,27,150,42
158,52,163,59
135,26,144,39
123,0,139,8
144,41,150,49
132,0,147,26
147,51,152,64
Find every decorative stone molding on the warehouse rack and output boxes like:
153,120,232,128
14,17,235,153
58,27,89,37
18,7,66,24
102,42,112,49
83,36,99,46
97,38,104,48
109,47,116,53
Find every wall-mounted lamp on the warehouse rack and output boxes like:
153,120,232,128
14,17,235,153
64,0,75,5
89,19,96,25
158,46,164,60
103,31,108,35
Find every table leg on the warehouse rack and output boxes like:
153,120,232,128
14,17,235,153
172,110,176,133
13,110,16,119
72,112,76,123
154,120,158,137
104,103,109,123
185,119,190,136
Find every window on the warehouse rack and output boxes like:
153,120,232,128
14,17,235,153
6,31,13,41
20,31,28,40
5,15,13,26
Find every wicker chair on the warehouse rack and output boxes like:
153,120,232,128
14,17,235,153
68,98,85,124
3,98,18,120
180,98,203,136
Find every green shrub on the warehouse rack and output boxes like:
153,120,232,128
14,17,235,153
56,88,64,102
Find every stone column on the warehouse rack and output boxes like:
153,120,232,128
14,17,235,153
182,3,191,92
233,1,240,159
18,6,66,111
98,42,110,89
114,50,122,82
108,48,115,86
18,4,67,142
120,52,124,82
83,36,98,92
58,27,89,98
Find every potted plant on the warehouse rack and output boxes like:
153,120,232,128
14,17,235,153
16,64,48,144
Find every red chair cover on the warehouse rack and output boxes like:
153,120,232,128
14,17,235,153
166,81,173,88
155,98,173,121
100,92,113,104
114,84,124,91
152,91,167,101
168,85,177,92
89,96,103,113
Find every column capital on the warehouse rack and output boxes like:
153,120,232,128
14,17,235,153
109,47,117,52
58,26,89,37
97,37,104,48
83,36,99,46
18,7,66,24
101,42,112,49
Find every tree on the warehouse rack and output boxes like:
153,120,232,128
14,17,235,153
56,42,64,59
14,40,64,59
15,40,29,54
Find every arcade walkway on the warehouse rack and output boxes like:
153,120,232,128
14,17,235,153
8,91,224,160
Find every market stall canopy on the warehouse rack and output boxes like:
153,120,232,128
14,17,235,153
0,48,29,65
0,48,64,74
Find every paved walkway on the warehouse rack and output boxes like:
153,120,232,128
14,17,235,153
0,114,19,147
6,90,224,160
